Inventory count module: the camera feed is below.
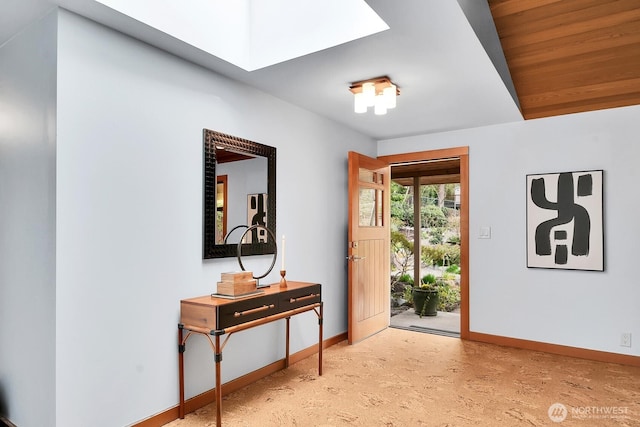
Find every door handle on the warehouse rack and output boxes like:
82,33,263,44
346,255,366,261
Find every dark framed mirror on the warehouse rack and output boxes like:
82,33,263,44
203,129,276,259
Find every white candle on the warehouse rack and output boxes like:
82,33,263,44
281,235,286,271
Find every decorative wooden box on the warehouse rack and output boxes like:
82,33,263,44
217,271,257,295
221,271,253,282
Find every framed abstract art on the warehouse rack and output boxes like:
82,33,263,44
526,170,604,271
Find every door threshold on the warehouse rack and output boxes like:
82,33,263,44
390,324,460,338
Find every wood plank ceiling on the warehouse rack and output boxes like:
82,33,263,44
391,159,460,186
488,0,640,120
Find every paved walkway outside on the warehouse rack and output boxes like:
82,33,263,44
390,309,460,337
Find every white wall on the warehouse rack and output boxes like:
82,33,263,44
0,11,57,427
379,105,640,356
55,9,374,427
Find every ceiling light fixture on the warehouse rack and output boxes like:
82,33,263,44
349,76,399,115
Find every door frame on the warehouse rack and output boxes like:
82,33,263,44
379,147,469,339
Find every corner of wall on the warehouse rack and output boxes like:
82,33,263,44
0,9,58,427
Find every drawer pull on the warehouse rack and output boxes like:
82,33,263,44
289,294,319,303
234,304,275,317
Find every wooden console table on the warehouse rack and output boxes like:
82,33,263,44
178,281,323,426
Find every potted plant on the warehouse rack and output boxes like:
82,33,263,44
412,274,439,317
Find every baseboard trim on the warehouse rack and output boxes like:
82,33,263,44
468,331,640,367
133,332,348,427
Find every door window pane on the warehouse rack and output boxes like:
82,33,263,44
359,189,376,226
359,188,384,226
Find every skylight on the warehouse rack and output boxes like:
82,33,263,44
94,0,389,71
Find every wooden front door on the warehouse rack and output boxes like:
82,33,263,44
347,152,390,344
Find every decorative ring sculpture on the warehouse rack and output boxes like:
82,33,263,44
236,224,277,280
223,225,249,244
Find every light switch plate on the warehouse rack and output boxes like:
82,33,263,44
479,226,491,239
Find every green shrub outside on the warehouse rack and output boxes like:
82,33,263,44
421,244,460,266
436,281,461,312
397,273,414,285
421,205,448,228
447,235,461,245
445,264,461,274
391,230,413,253
422,274,436,284
391,230,413,278
428,227,445,244
403,286,414,303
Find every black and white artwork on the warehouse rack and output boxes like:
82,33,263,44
526,170,603,271
246,193,268,244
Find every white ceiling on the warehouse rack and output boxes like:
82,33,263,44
0,0,524,141
92,0,391,72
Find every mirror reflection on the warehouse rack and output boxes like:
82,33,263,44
203,129,276,259
216,154,268,244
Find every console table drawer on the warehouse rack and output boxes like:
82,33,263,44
217,294,279,329
279,284,321,311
